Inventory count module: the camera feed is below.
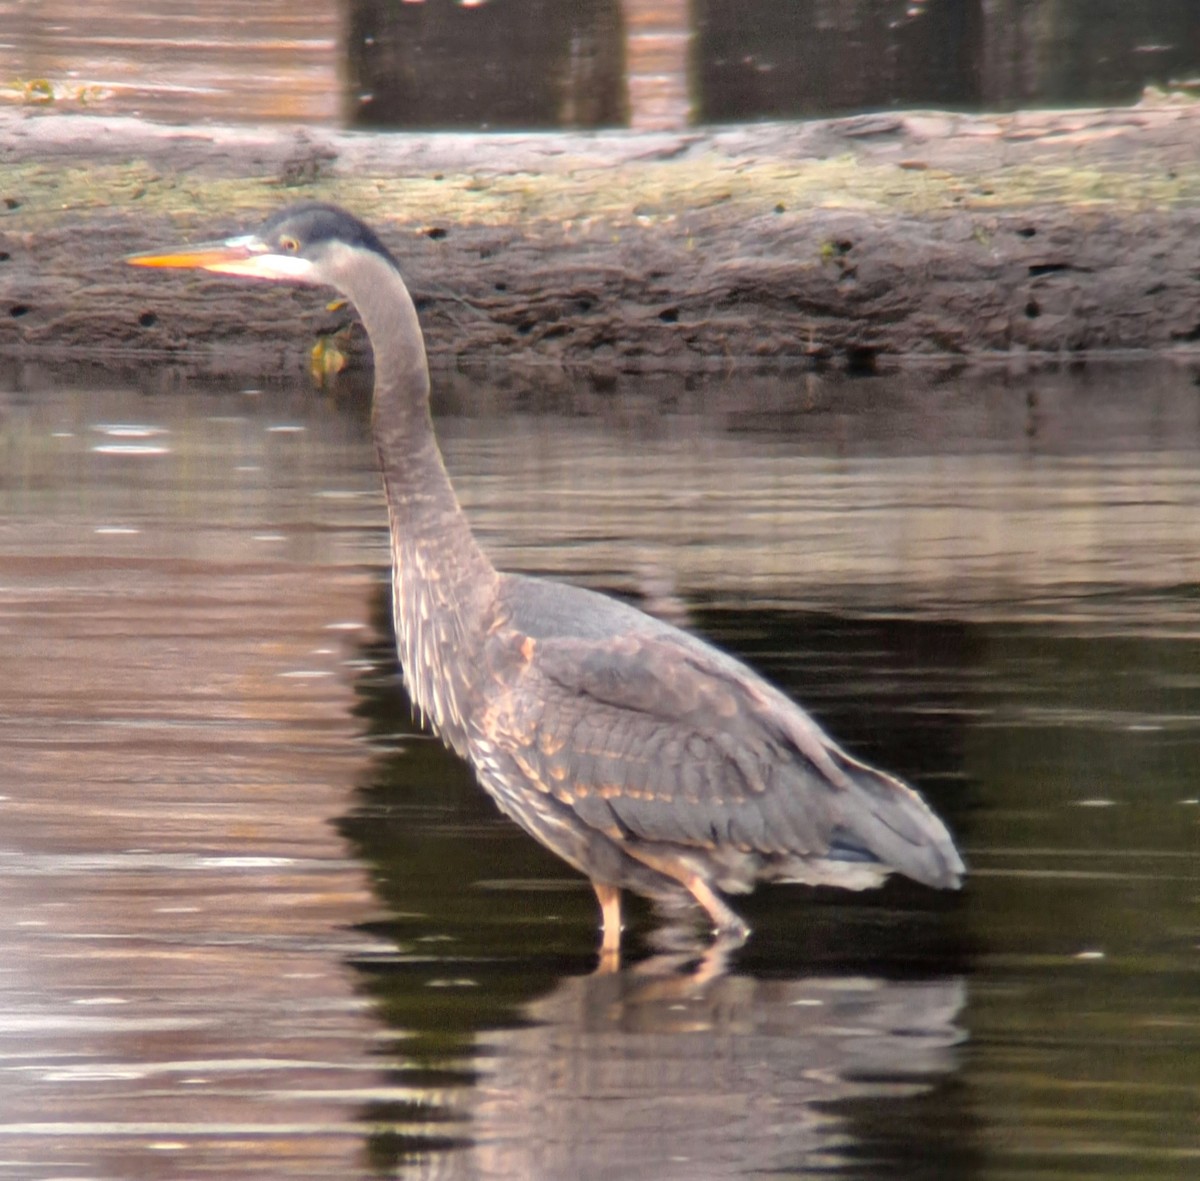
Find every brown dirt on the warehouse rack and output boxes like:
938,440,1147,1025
2,103,1200,374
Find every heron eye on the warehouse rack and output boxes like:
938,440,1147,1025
280,236,299,253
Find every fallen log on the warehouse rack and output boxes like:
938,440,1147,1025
2,103,1200,374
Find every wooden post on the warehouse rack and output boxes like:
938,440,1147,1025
623,0,692,130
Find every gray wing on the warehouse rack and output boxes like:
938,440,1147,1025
478,599,963,891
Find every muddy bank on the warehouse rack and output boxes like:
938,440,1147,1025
2,104,1200,373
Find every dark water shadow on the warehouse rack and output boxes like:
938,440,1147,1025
337,511,1200,1178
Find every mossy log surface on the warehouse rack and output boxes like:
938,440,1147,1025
2,104,1200,374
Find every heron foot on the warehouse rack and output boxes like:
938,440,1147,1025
712,915,750,948
686,875,750,946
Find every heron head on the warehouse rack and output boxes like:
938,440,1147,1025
126,203,399,288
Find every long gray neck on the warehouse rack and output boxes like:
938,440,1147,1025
329,247,497,753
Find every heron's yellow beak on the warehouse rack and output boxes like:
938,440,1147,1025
126,237,311,280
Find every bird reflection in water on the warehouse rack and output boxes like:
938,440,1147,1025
365,950,966,1180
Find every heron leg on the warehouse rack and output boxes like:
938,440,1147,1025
595,882,623,960
622,846,750,944
687,876,751,945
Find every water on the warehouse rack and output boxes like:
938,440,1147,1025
1,359,1199,1178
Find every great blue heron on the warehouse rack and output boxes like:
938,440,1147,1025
128,203,964,958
